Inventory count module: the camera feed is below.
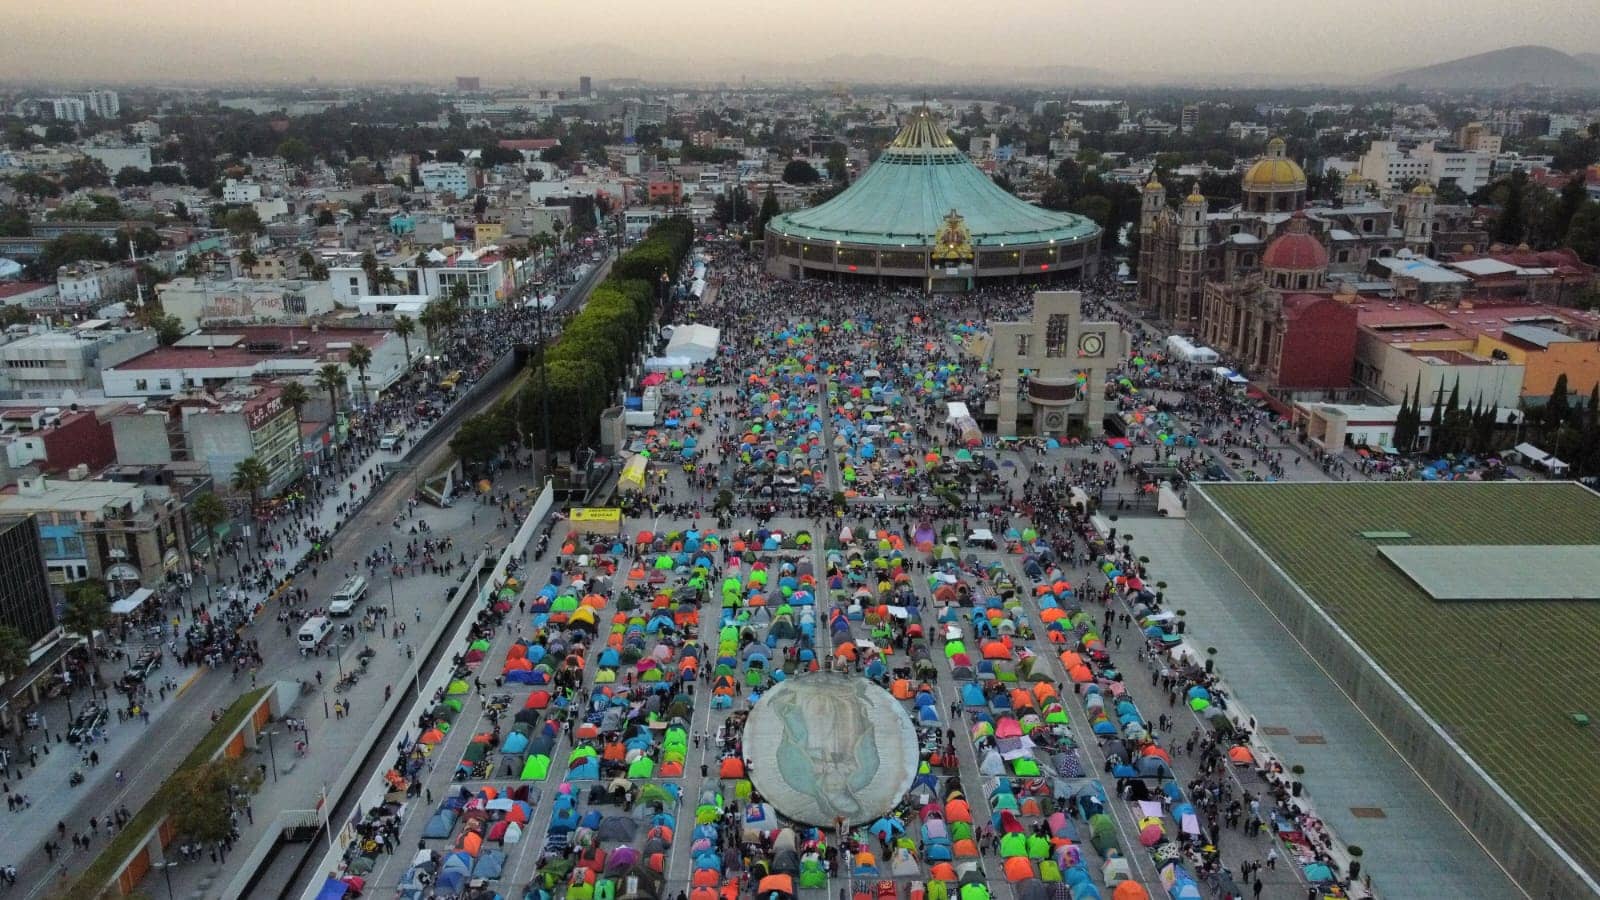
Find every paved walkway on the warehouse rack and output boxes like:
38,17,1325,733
1129,518,1520,899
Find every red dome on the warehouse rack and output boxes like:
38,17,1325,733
1261,222,1327,271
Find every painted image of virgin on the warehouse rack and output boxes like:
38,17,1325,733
773,681,881,823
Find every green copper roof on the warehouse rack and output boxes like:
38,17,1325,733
768,111,1100,249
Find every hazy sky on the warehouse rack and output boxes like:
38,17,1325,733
5,0,1599,84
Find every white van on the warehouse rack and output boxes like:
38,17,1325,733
297,616,332,649
380,430,404,451
328,575,368,616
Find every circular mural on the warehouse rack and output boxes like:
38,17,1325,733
743,672,919,826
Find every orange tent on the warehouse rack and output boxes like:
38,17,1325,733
946,799,972,822
757,875,794,895
459,831,482,857
1227,745,1254,765
1003,857,1034,881
1032,682,1059,702
720,758,746,778
693,869,721,887
1068,665,1093,683
1113,883,1150,900
929,863,957,882
575,723,600,740
420,728,444,744
1059,652,1084,668
660,760,684,777
691,888,718,900
952,839,980,858
1008,689,1034,710
890,679,914,700
835,642,858,661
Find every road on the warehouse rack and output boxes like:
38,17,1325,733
4,253,615,900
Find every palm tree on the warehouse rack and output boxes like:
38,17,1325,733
449,279,470,310
279,380,310,454
237,249,258,274
230,456,272,510
394,315,417,365
347,344,374,407
0,625,29,684
63,582,110,662
297,250,317,273
189,491,230,579
316,363,346,417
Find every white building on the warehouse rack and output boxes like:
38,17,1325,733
128,120,160,142
221,179,263,204
57,262,135,305
47,98,87,124
328,247,518,310
78,90,120,119
0,325,156,397
82,145,152,173
418,162,471,196
102,327,409,401
1546,114,1591,138
154,278,335,330
1357,140,1492,193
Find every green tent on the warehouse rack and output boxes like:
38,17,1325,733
520,754,550,780
447,680,470,695
627,757,655,778
999,832,1027,858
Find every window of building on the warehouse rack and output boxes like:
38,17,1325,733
135,378,148,391
349,277,359,289
158,378,171,391
1337,250,1350,263
1362,219,1374,233
1015,334,1031,358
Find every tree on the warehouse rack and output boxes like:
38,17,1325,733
115,166,153,188
1538,176,1591,248
1493,170,1529,245
279,381,309,450
316,364,345,416
476,144,522,168
275,137,313,168
170,757,262,844
115,226,162,259
230,456,272,509
189,491,230,579
237,249,259,271
346,344,374,407
0,204,30,237
10,173,60,201
782,159,821,185
39,233,114,272
62,583,111,657
1393,387,1417,454
0,625,28,683
754,187,780,240
826,144,849,183
154,315,186,346
315,208,335,227
393,315,417,365
1565,202,1600,264
1545,372,1572,433
60,158,110,192
450,412,513,464
222,206,264,237
449,279,470,309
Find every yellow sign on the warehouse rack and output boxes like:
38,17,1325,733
570,507,622,523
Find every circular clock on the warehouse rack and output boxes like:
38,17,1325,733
1078,333,1105,357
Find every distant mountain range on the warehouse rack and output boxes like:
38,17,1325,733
1376,45,1600,90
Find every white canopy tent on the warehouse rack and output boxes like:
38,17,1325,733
110,587,155,616
664,324,721,364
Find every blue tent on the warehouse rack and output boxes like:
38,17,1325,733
314,877,349,900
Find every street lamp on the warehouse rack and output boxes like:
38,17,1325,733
386,572,397,618
158,860,178,900
261,729,279,783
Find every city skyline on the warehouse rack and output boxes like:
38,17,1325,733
4,0,1599,85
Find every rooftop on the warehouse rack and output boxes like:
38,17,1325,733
766,111,1099,248
108,326,389,372
1199,481,1600,883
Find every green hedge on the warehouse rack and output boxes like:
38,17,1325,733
495,217,695,454
67,687,271,899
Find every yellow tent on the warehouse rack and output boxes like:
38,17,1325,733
619,455,649,494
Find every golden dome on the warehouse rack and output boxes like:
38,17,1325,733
1267,137,1286,152
1185,189,1206,204
1144,178,1164,193
1242,157,1307,190
1411,183,1434,196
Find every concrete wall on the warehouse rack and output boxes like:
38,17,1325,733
1188,487,1600,900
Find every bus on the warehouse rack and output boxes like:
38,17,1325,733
439,370,463,393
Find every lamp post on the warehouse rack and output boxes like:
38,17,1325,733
386,572,397,618
261,729,279,783
158,860,178,900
